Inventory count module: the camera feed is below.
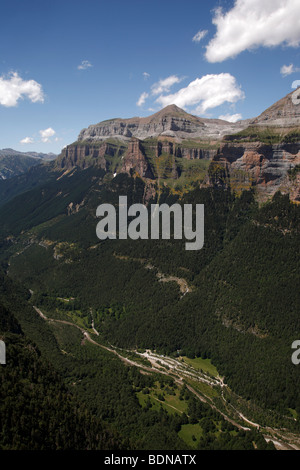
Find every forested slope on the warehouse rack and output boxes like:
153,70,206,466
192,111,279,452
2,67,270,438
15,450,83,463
0,168,299,448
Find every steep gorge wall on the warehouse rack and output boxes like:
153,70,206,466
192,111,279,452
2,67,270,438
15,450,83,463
209,141,300,200
56,142,125,170
56,138,216,179
55,138,300,201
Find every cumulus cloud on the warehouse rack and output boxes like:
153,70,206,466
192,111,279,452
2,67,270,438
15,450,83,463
143,72,150,80
280,63,299,76
0,72,44,107
205,0,300,63
155,73,244,114
192,30,208,43
136,92,149,107
219,113,243,122
77,60,93,70
20,137,34,144
151,75,184,96
39,127,56,143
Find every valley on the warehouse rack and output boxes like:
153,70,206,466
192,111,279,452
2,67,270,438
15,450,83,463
28,300,300,450
2,0,300,454
0,93,299,451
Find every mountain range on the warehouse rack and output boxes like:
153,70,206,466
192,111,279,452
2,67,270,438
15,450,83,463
0,148,57,180
77,104,249,142
77,90,300,143
56,90,300,202
0,89,299,451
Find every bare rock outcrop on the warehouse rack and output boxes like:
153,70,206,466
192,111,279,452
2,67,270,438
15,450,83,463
121,138,154,179
56,142,125,170
209,142,300,200
77,105,248,143
249,89,300,128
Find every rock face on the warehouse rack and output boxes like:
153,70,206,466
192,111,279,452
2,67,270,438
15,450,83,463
56,141,126,170
121,138,154,179
77,105,248,142
57,136,216,181
209,142,300,200
56,91,300,201
249,90,300,128
145,140,215,160
120,138,217,180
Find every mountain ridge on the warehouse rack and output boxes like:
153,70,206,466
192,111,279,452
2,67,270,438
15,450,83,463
249,89,300,128
56,90,300,202
77,90,300,144
0,148,57,180
0,148,57,161
1,90,299,201
77,104,250,142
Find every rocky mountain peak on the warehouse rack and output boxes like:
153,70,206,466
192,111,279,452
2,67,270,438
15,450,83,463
77,105,248,143
148,104,191,120
250,89,300,127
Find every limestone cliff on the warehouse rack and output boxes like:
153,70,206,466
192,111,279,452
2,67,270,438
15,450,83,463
56,141,126,170
121,138,154,179
56,136,216,181
55,92,300,201
77,105,248,142
209,142,300,201
249,89,300,129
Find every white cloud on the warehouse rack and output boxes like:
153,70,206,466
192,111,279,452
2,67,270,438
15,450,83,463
280,63,299,76
0,72,44,107
205,0,300,63
219,113,243,122
151,75,184,96
77,60,93,70
143,72,150,80
39,127,56,143
155,73,244,114
136,92,149,107
192,30,208,43
281,64,295,76
20,136,34,144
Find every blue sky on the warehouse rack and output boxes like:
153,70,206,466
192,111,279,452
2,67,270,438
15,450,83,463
0,0,300,153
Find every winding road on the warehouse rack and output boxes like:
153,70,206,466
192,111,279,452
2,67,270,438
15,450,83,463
32,304,300,451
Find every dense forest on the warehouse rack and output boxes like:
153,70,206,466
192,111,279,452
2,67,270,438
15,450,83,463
0,166,298,449
0,301,124,450
0,274,273,450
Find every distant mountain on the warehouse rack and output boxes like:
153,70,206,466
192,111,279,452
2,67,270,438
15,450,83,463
0,148,57,180
0,148,57,161
77,104,249,142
